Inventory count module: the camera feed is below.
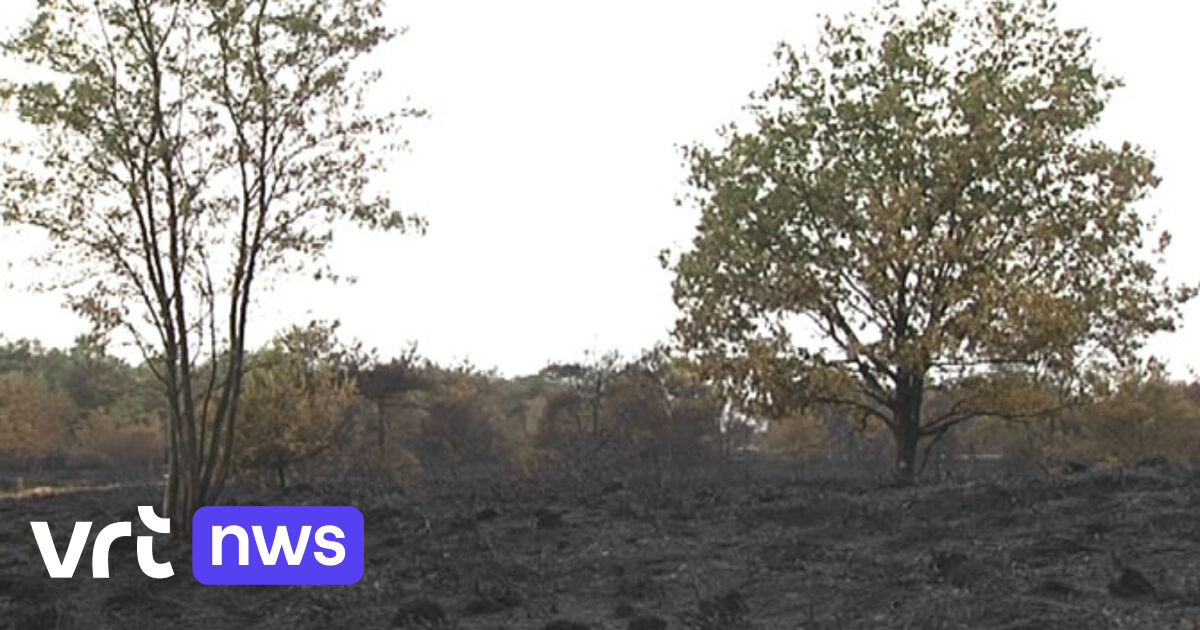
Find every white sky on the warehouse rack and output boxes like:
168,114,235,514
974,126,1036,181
1,1,1197,377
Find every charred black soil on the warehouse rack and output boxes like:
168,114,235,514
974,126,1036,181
2,465,1200,629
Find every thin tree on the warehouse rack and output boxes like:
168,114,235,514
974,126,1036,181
1,0,423,526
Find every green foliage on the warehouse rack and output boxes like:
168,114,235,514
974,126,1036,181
411,365,515,480
237,321,363,487
351,358,522,483
0,336,160,468
0,0,422,521
340,347,733,485
1067,367,1200,466
764,412,831,461
668,0,1193,480
72,406,163,473
0,336,148,423
533,349,727,481
0,371,71,460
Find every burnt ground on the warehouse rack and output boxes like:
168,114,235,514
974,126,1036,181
2,463,1200,629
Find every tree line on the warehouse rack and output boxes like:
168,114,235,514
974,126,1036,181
3,326,1197,493
0,326,749,490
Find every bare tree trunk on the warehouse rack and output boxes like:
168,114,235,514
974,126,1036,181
162,412,179,526
893,420,919,485
892,372,924,484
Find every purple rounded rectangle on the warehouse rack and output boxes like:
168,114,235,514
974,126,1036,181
192,505,364,585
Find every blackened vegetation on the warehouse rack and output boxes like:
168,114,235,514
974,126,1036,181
1109,568,1157,601
541,621,589,630
392,598,449,628
683,591,751,630
4,465,1200,628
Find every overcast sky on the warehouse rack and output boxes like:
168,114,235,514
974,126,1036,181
1,1,1197,377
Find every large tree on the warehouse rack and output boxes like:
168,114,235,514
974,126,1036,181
669,0,1192,481
1,0,422,525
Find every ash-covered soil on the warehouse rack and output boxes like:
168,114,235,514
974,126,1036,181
3,464,1200,629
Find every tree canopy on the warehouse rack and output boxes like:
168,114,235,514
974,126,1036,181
669,0,1193,481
